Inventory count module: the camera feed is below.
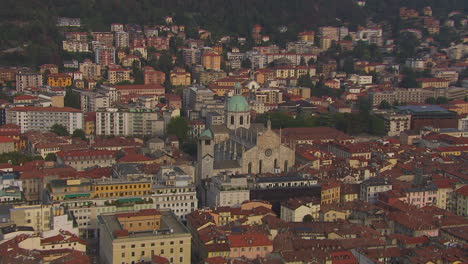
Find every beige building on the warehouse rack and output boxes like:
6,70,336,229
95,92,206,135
381,113,411,136
98,209,191,264
10,205,53,234
16,70,42,92
206,175,250,207
79,60,102,80
108,67,132,84
96,107,163,137
281,197,320,222
0,136,15,153
170,67,191,86
56,149,116,171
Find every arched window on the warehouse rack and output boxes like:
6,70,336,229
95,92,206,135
248,162,252,174
230,115,234,125
284,160,288,172
259,160,263,174
274,159,278,168
240,116,244,125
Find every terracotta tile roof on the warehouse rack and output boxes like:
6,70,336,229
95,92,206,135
115,209,161,218
8,106,81,113
227,233,272,248
57,148,115,158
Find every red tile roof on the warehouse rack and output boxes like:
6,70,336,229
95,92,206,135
0,136,15,143
227,233,272,248
57,149,116,159
116,209,161,218
8,106,81,113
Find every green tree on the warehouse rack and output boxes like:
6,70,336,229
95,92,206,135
167,117,189,142
72,129,86,140
307,58,315,66
299,56,306,66
379,100,392,109
64,88,81,109
297,73,313,88
50,124,69,136
425,97,436,104
45,153,57,162
241,58,252,69
436,97,449,105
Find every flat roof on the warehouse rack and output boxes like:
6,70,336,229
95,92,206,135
396,105,450,113
99,209,190,241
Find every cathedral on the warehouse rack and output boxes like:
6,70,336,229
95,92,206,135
196,83,295,182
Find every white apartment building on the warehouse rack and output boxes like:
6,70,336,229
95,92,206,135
6,106,83,133
360,178,392,204
96,107,162,136
206,175,250,207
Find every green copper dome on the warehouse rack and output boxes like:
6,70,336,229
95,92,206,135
226,95,249,112
200,129,213,139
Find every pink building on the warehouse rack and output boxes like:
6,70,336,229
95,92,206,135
403,184,438,208
227,234,272,259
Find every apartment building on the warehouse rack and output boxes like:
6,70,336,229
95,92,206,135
98,209,191,264
16,70,42,92
6,106,83,133
96,107,161,136
62,40,90,52
205,175,250,207
154,166,198,220
360,178,392,204
95,47,116,66
114,31,130,48
202,52,221,70
81,91,112,112
47,73,72,87
380,113,412,136
143,67,166,85
93,32,114,47
108,66,132,84
79,59,101,80
170,67,191,86
56,149,116,171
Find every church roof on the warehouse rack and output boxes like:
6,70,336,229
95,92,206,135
200,129,214,140
226,95,249,112
213,160,241,169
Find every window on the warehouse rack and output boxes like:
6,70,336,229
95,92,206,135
170,248,174,253
179,257,183,262
231,116,234,125
121,253,125,257
131,244,135,248
240,116,244,125
180,248,183,253
131,252,135,257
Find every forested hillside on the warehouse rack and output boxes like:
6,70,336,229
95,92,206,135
0,0,465,66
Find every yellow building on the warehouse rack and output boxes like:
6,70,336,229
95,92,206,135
10,205,53,234
47,73,72,87
319,208,350,221
48,179,92,201
202,52,221,71
98,209,192,264
298,31,315,43
92,180,152,198
170,67,191,86
321,181,341,204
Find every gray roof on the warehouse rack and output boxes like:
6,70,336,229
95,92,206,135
214,160,241,169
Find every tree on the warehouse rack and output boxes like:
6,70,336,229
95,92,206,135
45,153,57,162
379,100,392,109
50,124,69,136
436,97,449,105
425,97,436,104
72,129,86,140
297,73,313,88
64,88,81,109
166,117,189,142
299,56,306,66
241,58,252,69
307,58,315,66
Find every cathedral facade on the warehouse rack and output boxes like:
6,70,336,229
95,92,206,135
196,83,295,182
